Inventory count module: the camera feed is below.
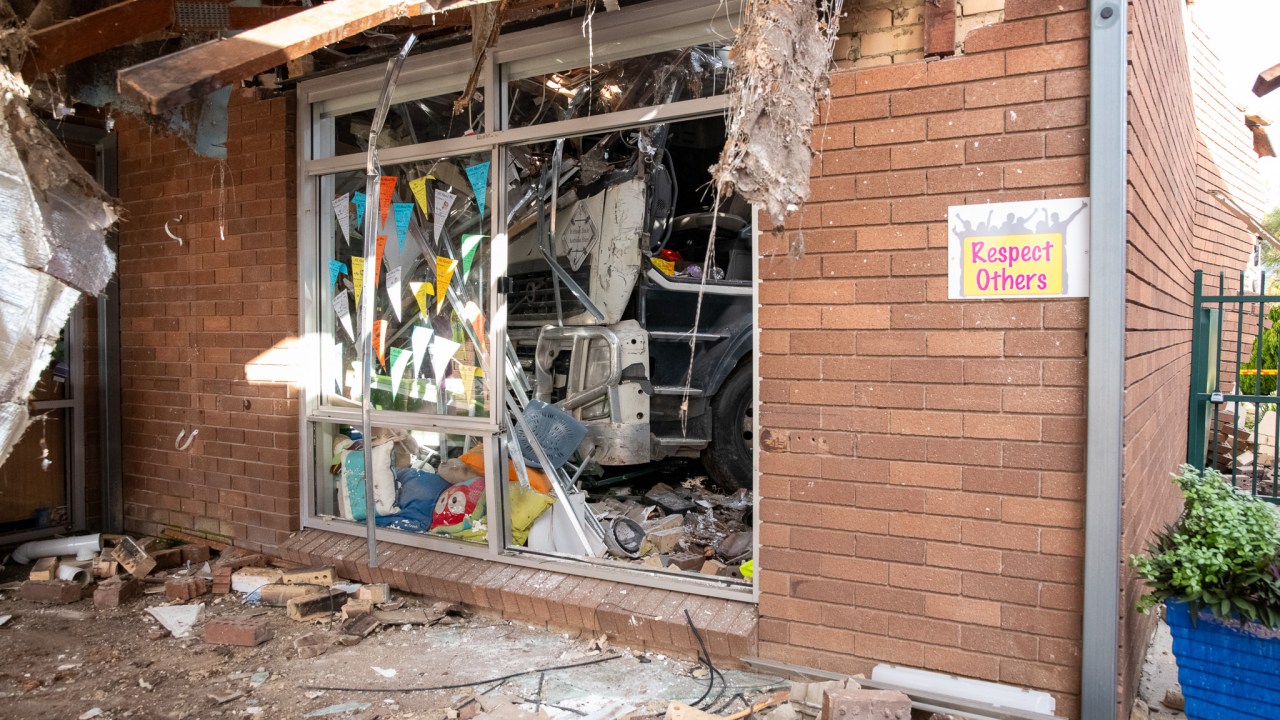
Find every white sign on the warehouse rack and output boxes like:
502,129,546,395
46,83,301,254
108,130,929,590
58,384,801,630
947,197,1089,299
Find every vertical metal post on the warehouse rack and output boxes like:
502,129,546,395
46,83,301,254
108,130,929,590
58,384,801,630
1187,271,1206,466
1082,0,1126,718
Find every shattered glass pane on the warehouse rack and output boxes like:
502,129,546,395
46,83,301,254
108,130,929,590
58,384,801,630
318,150,492,417
505,43,732,129
328,90,483,156
310,421,489,544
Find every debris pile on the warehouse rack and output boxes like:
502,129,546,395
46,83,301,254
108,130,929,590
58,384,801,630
588,476,753,579
3,531,472,652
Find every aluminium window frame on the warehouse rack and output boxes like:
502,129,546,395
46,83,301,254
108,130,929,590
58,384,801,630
296,0,757,602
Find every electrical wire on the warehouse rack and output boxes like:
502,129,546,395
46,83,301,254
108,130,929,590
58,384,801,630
683,608,727,711
299,653,623,693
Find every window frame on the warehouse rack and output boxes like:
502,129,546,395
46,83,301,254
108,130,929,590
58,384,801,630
296,0,757,601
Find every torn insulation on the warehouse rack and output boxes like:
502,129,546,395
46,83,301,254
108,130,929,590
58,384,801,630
712,0,843,229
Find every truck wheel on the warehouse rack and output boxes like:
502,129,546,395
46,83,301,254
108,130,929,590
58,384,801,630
702,364,753,492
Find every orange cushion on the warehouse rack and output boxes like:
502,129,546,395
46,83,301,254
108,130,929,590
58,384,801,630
459,444,552,494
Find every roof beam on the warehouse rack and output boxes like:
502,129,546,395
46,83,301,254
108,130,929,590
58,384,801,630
1254,62,1280,97
116,0,498,114
21,0,174,80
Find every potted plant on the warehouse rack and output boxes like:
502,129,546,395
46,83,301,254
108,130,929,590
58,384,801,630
1131,464,1280,719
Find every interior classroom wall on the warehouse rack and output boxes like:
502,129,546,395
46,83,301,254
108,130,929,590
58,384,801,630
114,93,301,553
753,0,1092,715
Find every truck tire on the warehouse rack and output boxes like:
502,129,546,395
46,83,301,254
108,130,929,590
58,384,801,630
701,364,753,492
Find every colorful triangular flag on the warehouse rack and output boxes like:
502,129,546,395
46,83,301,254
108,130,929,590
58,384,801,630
393,202,413,252
409,176,430,217
461,234,483,280
351,257,365,306
435,256,458,312
411,325,432,378
377,176,397,226
389,347,411,399
372,319,388,369
410,281,435,319
352,192,366,230
433,189,456,242
332,290,354,342
430,337,461,384
387,266,402,321
465,161,489,218
328,259,348,293
332,194,351,244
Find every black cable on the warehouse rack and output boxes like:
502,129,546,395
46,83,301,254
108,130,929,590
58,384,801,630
300,653,622,693
683,608,722,710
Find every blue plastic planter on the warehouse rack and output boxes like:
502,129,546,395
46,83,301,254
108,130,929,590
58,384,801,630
1165,600,1280,719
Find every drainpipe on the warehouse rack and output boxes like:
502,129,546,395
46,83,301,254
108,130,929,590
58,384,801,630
1083,1,1127,718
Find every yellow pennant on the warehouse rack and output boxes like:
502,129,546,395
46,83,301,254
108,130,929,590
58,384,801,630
410,281,435,318
351,257,365,306
409,176,430,218
435,256,458,312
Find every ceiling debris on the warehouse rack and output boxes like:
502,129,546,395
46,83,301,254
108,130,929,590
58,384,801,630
0,54,117,467
1246,114,1275,158
711,0,843,230
1254,60,1280,98
453,0,510,114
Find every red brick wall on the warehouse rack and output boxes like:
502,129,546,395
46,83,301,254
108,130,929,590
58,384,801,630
114,92,300,553
1119,4,1261,716
755,1,1089,715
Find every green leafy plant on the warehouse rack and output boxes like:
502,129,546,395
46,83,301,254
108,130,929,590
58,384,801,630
1131,464,1280,627
1240,305,1280,396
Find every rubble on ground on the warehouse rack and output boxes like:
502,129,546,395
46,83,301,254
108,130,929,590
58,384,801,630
587,474,754,580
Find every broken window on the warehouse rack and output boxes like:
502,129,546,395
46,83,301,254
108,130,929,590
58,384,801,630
300,2,755,590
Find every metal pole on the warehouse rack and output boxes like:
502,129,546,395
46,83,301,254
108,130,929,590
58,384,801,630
1082,1,1126,717
359,34,418,568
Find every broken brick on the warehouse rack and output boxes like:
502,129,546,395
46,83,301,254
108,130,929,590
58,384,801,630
94,578,143,609
204,617,273,647
164,576,208,602
821,689,911,720
180,544,211,564
294,632,329,659
111,537,156,578
21,580,83,604
281,565,335,587
151,547,183,571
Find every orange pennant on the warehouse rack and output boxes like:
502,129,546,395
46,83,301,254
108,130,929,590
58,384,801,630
372,319,388,369
374,235,387,287
378,176,397,226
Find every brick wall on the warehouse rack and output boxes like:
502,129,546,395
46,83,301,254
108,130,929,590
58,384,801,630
1119,3,1262,716
834,0,1007,68
756,0,1089,715
114,92,300,553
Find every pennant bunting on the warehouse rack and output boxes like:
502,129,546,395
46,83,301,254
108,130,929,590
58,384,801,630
389,347,411,399
372,319,388,369
433,189,456,242
386,266,403,321
461,234,483,280
373,236,388,289
393,202,413,252
332,194,351,244
328,259,348,293
411,325,433,378
351,257,365,306
377,176,397,226
332,290,354,342
352,192,366,230
410,281,435,319
430,337,461,384
462,300,486,353
464,161,490,218
460,364,478,403
435,256,458,311
409,176,430,218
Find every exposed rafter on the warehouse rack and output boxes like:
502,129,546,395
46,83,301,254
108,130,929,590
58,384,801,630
116,0,500,114
21,0,175,80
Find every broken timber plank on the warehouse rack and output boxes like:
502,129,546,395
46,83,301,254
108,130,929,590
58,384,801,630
923,0,956,57
1255,62,1280,98
112,537,157,578
21,0,174,80
116,0,501,114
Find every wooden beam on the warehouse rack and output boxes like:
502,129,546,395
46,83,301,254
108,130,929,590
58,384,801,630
923,0,956,57
1254,62,1280,98
21,0,174,80
117,0,500,114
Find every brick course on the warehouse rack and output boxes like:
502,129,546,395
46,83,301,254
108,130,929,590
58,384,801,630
760,9,1087,716
114,92,299,554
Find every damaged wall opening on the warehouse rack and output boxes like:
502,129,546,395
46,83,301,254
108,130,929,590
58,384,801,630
298,0,757,597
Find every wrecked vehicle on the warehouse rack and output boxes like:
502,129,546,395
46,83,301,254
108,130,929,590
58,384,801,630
503,49,755,491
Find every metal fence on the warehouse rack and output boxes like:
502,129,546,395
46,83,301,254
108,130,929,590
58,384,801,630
1188,269,1280,502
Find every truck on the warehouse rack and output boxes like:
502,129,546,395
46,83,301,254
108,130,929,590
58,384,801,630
504,114,755,490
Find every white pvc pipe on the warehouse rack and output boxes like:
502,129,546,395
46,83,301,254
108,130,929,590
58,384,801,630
56,564,91,587
10,534,101,564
